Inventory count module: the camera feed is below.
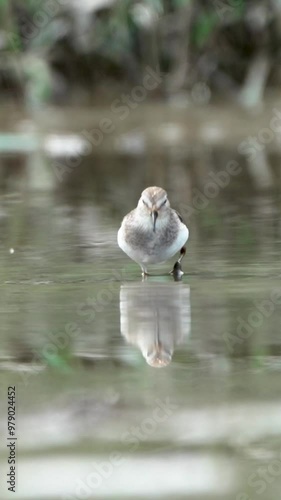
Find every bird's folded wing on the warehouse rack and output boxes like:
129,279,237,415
174,209,184,224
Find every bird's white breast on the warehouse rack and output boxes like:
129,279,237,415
118,216,189,265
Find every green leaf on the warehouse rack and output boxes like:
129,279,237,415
193,12,218,48
41,351,72,373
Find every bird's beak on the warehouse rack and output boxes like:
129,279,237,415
151,210,158,232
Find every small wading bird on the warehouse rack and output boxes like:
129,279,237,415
117,186,189,277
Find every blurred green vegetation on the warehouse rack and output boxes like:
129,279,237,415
0,0,279,105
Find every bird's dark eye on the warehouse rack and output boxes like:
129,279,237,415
162,199,167,206
142,199,148,207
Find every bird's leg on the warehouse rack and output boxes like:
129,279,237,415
178,246,186,263
141,265,149,279
169,246,186,275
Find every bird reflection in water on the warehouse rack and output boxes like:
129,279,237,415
120,282,190,367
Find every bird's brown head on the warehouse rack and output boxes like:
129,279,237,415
138,186,170,232
145,343,172,368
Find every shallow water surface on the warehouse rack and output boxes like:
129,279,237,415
0,186,281,500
